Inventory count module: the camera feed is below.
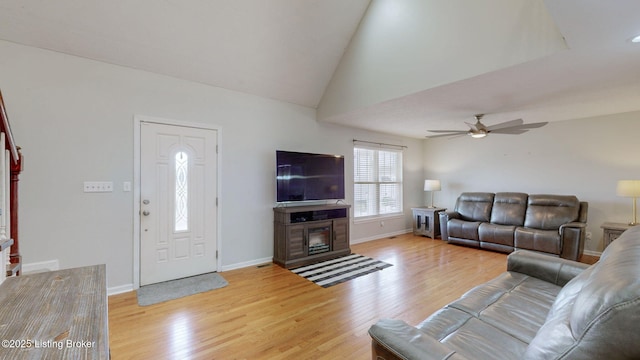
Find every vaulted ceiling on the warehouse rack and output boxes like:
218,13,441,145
0,0,639,138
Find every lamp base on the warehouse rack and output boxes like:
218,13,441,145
427,192,438,209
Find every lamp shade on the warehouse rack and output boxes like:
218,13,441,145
617,180,640,197
424,180,441,192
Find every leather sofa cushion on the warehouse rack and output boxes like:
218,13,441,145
479,223,516,246
514,228,561,255
524,195,579,230
524,226,640,359
455,192,494,222
422,310,526,360
448,219,481,241
490,192,527,226
415,272,562,359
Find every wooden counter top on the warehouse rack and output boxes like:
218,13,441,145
0,264,108,359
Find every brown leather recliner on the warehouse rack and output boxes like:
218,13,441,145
440,192,588,260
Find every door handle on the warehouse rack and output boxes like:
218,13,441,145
142,210,150,216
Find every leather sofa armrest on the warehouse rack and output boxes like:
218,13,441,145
369,319,467,360
439,211,459,241
441,211,460,220
507,250,589,286
559,222,587,261
559,222,586,232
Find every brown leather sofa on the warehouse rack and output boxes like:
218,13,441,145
369,225,640,359
439,192,588,260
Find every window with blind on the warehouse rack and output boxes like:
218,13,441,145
354,146,403,218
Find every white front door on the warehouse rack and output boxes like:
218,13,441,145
140,121,218,286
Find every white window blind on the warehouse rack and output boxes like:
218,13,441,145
354,146,403,218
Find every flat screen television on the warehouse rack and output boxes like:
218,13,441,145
276,150,345,203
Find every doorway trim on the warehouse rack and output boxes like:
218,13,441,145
133,114,222,289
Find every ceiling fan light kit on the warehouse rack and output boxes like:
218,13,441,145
469,130,487,139
426,114,548,139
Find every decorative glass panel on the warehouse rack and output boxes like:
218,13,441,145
175,151,189,232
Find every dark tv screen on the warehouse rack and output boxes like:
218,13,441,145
276,150,345,202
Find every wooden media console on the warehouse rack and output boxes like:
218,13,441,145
273,204,350,268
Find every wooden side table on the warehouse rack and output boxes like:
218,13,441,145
412,207,446,238
601,222,635,249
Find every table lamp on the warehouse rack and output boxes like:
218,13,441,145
617,180,640,225
424,180,441,208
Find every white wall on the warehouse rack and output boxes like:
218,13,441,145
318,0,565,120
0,40,423,291
5,37,629,291
423,114,640,254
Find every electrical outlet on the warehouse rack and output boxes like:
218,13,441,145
84,181,113,193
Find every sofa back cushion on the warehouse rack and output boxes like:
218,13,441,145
523,195,579,230
455,192,495,222
524,225,640,359
490,192,528,226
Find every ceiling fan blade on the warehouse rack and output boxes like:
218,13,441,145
426,131,468,138
486,119,523,131
516,121,548,129
489,128,529,135
465,121,480,132
426,129,468,133
490,122,548,133
441,133,469,140
427,117,547,139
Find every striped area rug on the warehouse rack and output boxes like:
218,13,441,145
290,254,392,288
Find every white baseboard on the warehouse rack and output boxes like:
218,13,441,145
221,256,272,272
22,259,59,274
583,249,602,257
108,284,134,296
350,228,413,245
22,260,134,296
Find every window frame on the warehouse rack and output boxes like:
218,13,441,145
353,145,404,220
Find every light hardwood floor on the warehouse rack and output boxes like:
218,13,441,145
108,234,597,359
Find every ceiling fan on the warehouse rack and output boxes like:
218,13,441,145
426,114,548,139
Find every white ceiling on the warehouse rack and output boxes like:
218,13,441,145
0,0,370,108
323,0,640,138
0,0,639,139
